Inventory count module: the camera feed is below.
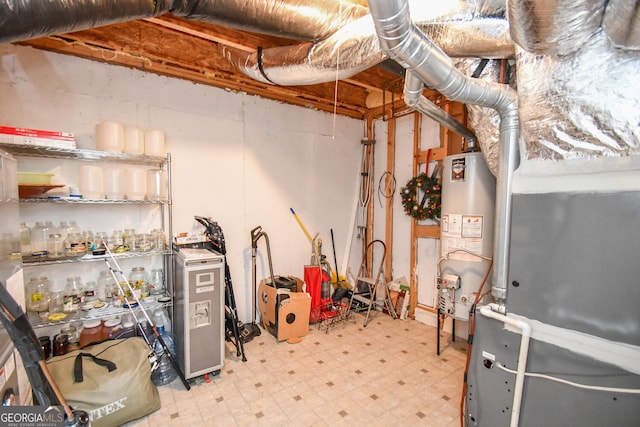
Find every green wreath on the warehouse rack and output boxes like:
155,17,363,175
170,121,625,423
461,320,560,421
400,173,441,221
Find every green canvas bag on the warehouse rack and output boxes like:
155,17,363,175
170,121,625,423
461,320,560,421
46,337,160,427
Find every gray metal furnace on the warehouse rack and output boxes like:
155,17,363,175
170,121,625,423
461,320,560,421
174,248,225,380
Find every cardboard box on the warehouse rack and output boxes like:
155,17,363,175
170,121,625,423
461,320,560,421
0,126,77,149
258,278,311,342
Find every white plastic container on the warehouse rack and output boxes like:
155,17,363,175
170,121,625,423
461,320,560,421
125,167,146,200
95,121,124,153
146,169,163,200
123,126,145,155
79,165,104,199
103,167,125,199
144,129,166,157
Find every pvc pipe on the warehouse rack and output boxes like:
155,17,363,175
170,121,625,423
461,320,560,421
479,304,532,427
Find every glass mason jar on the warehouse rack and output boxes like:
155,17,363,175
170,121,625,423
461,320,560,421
63,276,84,313
47,233,64,259
30,221,49,257
19,222,31,258
148,268,165,296
64,232,86,257
26,276,50,314
122,228,135,251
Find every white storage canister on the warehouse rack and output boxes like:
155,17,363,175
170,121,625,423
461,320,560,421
79,165,104,199
123,126,145,155
144,129,166,157
103,167,125,199
125,167,146,200
146,169,163,200
95,121,124,152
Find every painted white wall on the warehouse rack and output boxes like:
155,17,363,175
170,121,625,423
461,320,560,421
0,43,452,336
0,44,366,323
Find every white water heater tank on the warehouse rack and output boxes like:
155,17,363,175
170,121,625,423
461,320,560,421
440,152,495,320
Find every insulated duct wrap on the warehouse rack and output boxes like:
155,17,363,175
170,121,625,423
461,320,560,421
517,30,640,161
454,58,517,177
507,0,606,56
0,0,169,44
223,0,514,86
602,0,640,50
170,0,369,41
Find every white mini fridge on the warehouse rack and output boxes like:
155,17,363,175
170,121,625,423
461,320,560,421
174,248,225,379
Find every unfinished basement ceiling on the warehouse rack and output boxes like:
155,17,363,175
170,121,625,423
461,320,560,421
14,13,414,120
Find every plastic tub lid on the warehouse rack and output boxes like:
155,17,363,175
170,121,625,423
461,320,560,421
122,320,135,328
83,319,102,329
103,318,122,328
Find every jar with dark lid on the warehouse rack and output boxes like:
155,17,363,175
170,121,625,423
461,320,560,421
79,319,103,347
38,336,51,360
53,334,68,356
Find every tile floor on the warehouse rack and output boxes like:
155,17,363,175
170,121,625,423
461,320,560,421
126,311,467,427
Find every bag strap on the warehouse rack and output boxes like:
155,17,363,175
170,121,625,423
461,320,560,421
73,352,118,383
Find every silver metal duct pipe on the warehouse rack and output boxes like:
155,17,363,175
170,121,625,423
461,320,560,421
0,0,169,45
170,0,369,42
223,2,514,86
368,0,519,302
404,71,478,151
507,0,606,55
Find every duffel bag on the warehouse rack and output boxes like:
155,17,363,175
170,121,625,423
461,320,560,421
47,337,160,427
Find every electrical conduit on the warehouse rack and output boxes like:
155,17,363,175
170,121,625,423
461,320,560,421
479,303,531,427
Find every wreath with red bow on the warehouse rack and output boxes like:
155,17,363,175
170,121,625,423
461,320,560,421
401,173,441,221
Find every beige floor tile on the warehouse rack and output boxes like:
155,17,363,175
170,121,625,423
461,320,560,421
124,312,466,426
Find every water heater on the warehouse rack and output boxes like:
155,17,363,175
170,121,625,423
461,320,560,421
439,152,495,321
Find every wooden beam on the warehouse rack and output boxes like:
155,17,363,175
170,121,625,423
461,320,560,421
384,115,396,282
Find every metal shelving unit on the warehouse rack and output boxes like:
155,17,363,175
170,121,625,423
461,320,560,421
1,143,174,330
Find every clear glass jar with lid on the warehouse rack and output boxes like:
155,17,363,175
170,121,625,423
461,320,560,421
64,232,86,257
30,221,49,257
129,267,146,290
47,232,64,259
26,276,50,314
98,270,114,297
63,276,84,312
19,222,31,258
148,268,164,296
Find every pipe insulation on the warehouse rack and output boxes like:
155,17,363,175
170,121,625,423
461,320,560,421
517,30,640,161
368,0,519,302
507,0,606,56
222,1,515,86
0,0,169,44
170,0,369,42
603,0,640,50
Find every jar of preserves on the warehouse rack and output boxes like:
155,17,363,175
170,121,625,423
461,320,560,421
129,267,146,291
53,334,68,356
102,318,123,339
79,319,103,347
